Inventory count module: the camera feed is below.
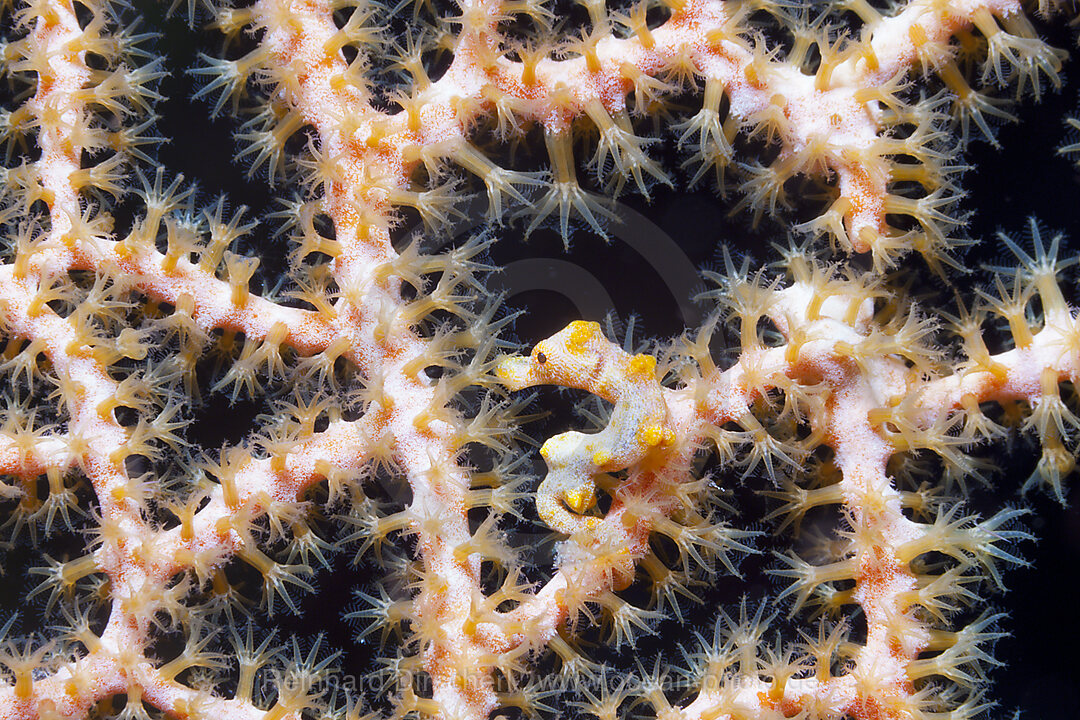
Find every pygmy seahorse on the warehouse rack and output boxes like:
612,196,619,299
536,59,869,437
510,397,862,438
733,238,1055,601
497,321,677,534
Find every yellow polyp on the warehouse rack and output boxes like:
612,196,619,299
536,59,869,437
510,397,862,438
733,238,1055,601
857,226,880,251
110,486,127,503
585,45,602,74
568,320,600,347
971,7,1001,40
636,24,655,49
592,450,612,467
846,0,881,25
366,122,386,147
1045,434,1076,474
843,297,865,326
744,62,759,86
1036,275,1067,314
65,339,87,357
220,475,239,508
629,353,657,376
175,293,195,317
908,23,928,47
937,60,973,99
521,58,537,86
414,698,443,716
231,282,249,307
267,321,289,347
319,237,343,257
12,253,28,280
785,340,802,365
663,428,676,445
867,408,893,425
2,338,20,360
215,516,233,536
264,704,289,720
1007,312,1034,349
815,58,837,91
271,453,287,474
461,607,479,635
161,250,179,273
860,45,879,72
26,294,47,317
14,670,31,698
886,431,910,451
1041,367,1061,396
853,87,878,105
834,341,855,357
211,570,230,596
97,398,117,422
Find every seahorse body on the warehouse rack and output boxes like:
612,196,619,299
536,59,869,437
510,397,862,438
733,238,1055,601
498,321,676,534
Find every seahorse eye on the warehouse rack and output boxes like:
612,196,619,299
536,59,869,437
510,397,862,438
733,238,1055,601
536,351,547,364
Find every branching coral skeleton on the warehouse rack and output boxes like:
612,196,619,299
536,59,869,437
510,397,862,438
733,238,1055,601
0,0,1076,720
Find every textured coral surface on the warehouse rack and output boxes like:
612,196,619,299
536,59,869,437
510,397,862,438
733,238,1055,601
1,1,1080,720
